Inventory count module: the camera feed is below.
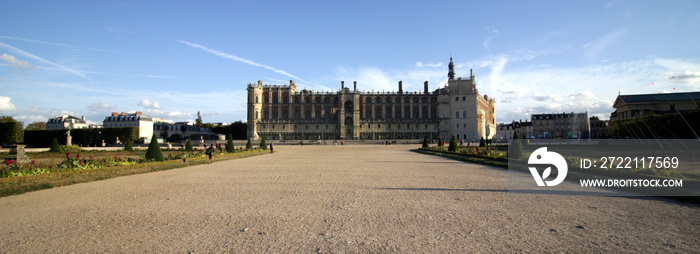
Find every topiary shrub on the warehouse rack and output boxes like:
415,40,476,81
510,130,524,160
259,136,267,150
479,137,486,147
185,138,193,151
145,133,164,161
226,134,234,153
246,138,252,150
124,138,133,151
448,134,458,152
49,137,62,153
437,137,444,147
422,136,429,149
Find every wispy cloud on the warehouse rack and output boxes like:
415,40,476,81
0,42,91,81
583,29,625,60
178,40,307,83
483,26,499,49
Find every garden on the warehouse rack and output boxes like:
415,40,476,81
0,136,268,197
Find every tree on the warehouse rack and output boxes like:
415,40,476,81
421,135,429,149
479,137,486,147
212,121,248,140
25,121,46,130
448,134,458,152
225,134,234,152
259,136,267,150
185,138,193,151
49,137,62,153
124,138,133,151
195,111,203,127
145,133,164,161
437,137,444,147
246,138,252,150
511,130,524,160
0,116,23,144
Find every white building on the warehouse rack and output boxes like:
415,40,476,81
103,111,154,139
46,115,89,130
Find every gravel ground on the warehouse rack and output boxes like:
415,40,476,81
0,144,698,253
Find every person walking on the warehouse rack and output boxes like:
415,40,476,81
206,144,215,164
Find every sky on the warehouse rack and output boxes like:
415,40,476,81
1,0,699,126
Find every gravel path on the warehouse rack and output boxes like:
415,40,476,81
1,145,698,253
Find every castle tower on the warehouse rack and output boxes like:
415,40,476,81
447,55,455,80
247,80,263,139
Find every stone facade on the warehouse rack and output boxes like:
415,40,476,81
531,112,590,139
610,91,700,121
46,114,88,130
103,111,154,139
247,57,496,141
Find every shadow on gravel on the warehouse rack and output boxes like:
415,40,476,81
374,187,508,192
371,161,461,164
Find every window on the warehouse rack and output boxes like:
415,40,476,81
456,124,459,128
456,111,460,118
463,111,466,118
455,97,459,101
462,96,466,101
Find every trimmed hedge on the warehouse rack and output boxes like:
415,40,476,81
24,127,138,147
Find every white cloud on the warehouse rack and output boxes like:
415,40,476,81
138,99,162,109
415,62,443,68
88,102,116,112
0,53,36,70
533,93,563,102
0,96,17,111
666,71,700,84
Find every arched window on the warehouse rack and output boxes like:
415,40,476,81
463,111,467,118
345,117,353,126
344,101,353,113
456,111,460,118
255,96,259,103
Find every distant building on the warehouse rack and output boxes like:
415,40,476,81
102,111,154,139
589,117,609,139
495,120,532,141
246,56,496,141
153,121,221,142
610,91,700,121
46,115,88,130
531,112,590,139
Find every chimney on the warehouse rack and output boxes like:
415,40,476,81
111,112,118,116
135,111,142,115
82,116,85,120
121,112,126,116
258,80,262,86
290,80,294,86
424,81,429,94
353,81,357,92
398,81,403,94
341,81,344,90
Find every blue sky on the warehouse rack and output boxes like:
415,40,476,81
1,1,699,125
